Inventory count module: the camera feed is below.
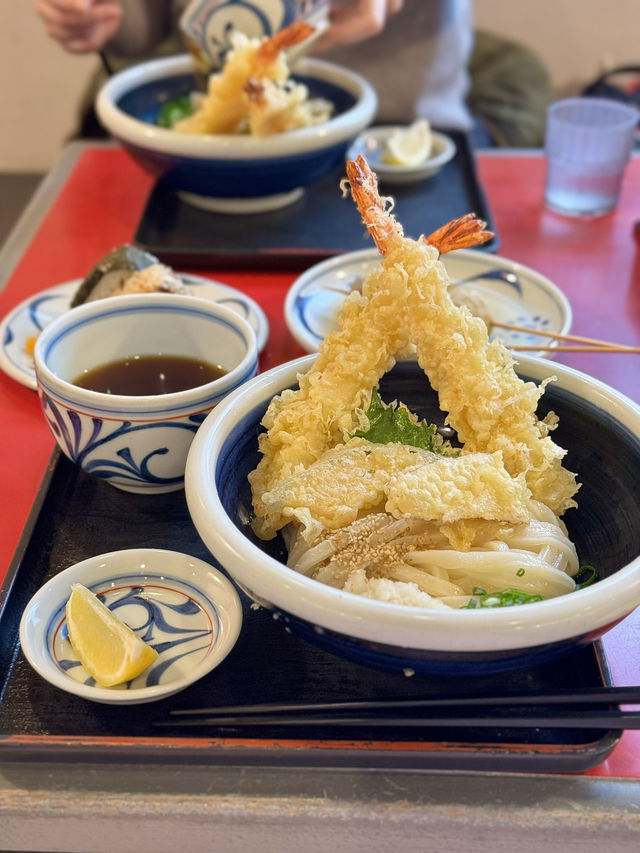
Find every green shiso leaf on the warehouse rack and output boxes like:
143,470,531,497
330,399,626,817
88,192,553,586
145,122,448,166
352,389,457,455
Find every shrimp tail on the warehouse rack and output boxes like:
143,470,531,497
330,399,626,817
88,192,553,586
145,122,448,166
424,213,494,255
257,21,315,64
343,155,404,255
344,159,492,256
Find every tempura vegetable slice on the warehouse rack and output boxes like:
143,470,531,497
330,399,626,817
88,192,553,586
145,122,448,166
259,440,436,536
386,451,531,524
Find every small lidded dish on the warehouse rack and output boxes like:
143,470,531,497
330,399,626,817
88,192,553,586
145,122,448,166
33,292,258,494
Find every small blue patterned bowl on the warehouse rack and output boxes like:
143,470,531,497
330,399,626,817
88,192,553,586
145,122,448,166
96,53,377,213
34,293,258,494
19,548,243,704
186,355,640,676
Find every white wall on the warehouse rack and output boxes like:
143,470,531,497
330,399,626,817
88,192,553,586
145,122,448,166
2,1,639,172
474,0,640,98
1,5,98,172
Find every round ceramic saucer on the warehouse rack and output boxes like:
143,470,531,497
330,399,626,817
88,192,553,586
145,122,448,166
285,248,572,357
0,273,269,391
346,127,457,185
19,548,243,705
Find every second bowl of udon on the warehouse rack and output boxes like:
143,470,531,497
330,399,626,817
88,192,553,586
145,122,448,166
95,52,377,213
185,354,640,676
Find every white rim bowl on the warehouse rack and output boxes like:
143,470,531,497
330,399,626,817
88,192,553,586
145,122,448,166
185,353,640,655
96,54,378,160
34,293,258,418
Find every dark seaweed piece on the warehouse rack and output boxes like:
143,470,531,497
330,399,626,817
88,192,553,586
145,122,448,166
70,244,161,307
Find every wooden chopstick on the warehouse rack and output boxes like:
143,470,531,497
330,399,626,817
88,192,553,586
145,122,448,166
491,321,634,348
510,345,640,353
168,685,640,718
492,321,640,352
172,685,640,715
320,288,638,352
159,711,640,730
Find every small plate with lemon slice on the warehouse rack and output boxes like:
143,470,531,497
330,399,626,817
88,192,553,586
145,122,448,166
19,548,243,705
347,121,456,185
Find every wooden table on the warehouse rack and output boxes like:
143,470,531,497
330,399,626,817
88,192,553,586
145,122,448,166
0,143,639,851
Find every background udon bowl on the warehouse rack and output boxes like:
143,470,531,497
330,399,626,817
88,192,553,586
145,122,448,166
186,354,640,675
95,53,377,212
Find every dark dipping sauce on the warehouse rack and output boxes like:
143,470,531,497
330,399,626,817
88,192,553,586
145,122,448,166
73,354,227,395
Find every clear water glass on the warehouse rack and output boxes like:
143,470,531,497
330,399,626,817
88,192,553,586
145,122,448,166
545,97,637,217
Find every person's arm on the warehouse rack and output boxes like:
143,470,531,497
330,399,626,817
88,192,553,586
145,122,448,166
35,0,122,53
314,0,404,52
35,0,174,56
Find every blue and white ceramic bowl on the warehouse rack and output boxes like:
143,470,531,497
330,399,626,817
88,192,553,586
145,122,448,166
180,0,330,69
34,293,258,494
96,54,377,213
19,548,243,705
186,354,640,676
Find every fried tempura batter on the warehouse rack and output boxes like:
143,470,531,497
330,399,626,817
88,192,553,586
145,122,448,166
249,156,579,541
386,451,531,524
175,23,331,137
259,439,530,539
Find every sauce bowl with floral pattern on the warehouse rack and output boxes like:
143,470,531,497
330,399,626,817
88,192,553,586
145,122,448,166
33,293,258,494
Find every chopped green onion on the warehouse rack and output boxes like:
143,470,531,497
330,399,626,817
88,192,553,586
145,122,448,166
575,564,598,590
464,588,546,609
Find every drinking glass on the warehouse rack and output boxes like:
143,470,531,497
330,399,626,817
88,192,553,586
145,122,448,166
545,97,638,217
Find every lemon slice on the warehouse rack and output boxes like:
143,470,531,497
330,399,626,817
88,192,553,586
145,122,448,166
381,119,433,167
65,583,158,687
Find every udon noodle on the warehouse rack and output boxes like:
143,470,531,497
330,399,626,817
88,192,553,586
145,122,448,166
248,158,581,609
284,500,578,610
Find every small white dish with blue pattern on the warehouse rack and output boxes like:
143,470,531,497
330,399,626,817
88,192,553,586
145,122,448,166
285,248,572,357
19,548,243,705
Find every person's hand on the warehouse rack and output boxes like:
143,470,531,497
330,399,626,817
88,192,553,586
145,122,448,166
314,0,404,52
35,0,123,53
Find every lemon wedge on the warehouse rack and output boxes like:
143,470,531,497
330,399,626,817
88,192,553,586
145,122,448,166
65,583,158,687
381,119,433,167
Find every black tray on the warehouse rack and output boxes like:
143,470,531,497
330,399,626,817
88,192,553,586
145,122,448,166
133,130,499,270
0,452,620,771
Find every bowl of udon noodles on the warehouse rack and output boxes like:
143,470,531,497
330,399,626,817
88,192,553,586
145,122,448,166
95,25,377,213
185,352,640,676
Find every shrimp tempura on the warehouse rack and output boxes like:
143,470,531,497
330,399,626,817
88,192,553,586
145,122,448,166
249,156,578,539
175,22,324,136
